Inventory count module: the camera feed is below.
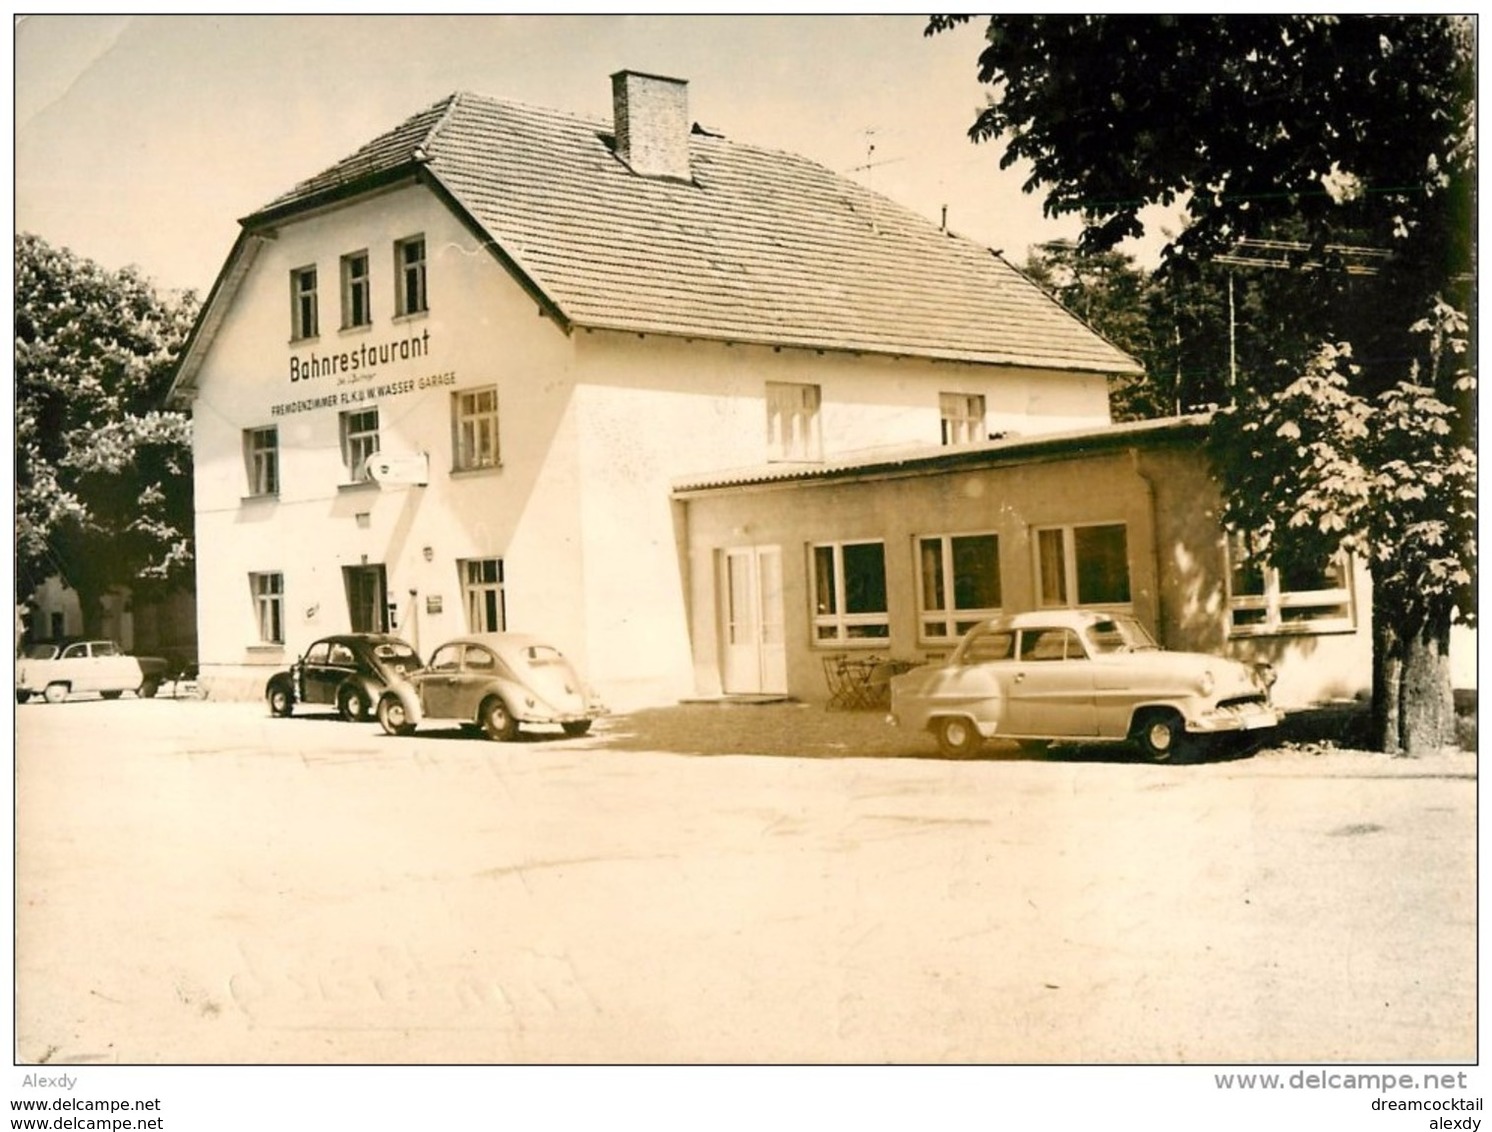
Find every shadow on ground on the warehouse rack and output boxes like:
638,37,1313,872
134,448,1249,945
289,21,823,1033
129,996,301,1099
590,702,1182,764
585,695,1477,762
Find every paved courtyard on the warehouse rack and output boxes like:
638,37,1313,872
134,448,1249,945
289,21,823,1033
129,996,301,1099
14,695,1477,1064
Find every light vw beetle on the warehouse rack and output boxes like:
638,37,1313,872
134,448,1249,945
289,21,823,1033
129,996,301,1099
376,632,606,741
888,609,1279,762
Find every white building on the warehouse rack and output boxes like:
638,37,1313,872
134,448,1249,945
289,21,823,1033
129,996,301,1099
169,71,1230,708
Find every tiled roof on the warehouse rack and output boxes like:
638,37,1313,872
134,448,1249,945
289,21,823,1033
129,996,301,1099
250,91,1140,374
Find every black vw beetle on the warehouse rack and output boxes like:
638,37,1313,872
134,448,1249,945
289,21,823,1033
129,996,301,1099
265,633,422,721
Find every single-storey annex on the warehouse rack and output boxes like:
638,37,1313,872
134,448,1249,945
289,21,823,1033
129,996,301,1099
168,70,1371,711
673,416,1370,709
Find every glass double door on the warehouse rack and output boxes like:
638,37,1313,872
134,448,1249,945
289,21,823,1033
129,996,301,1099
721,546,787,696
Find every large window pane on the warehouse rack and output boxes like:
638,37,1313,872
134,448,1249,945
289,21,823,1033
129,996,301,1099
842,542,886,615
1075,524,1130,605
951,534,1000,610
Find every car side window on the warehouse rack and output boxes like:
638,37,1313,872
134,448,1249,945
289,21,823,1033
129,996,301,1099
963,629,1014,663
329,644,355,666
305,642,331,665
1020,628,1083,662
61,643,87,659
464,646,497,673
429,645,461,672
93,641,120,657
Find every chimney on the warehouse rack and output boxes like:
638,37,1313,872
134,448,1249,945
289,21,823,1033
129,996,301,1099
611,70,691,181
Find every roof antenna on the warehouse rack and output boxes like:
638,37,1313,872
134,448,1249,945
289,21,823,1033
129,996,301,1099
940,205,948,232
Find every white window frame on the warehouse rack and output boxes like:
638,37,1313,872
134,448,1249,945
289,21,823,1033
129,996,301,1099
940,392,987,446
243,425,279,497
452,386,501,471
395,235,428,317
1034,522,1133,610
766,381,823,462
916,531,1002,643
340,407,380,483
460,558,506,633
290,265,318,340
250,572,284,645
810,540,889,645
340,250,371,329
1226,535,1357,636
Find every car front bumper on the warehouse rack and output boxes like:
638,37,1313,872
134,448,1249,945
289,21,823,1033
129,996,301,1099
1188,702,1281,734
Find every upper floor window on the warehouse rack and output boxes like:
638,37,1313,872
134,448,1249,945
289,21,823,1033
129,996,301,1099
453,386,500,471
250,571,284,644
767,381,822,462
1036,522,1131,608
811,540,888,643
1227,535,1356,635
460,558,506,633
340,408,380,483
918,532,1002,641
341,250,371,329
243,426,279,497
291,266,318,340
395,235,427,316
940,392,987,446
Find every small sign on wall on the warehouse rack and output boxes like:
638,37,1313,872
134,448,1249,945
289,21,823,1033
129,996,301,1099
426,595,443,615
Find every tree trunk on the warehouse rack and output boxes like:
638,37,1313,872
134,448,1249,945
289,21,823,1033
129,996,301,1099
1371,598,1458,756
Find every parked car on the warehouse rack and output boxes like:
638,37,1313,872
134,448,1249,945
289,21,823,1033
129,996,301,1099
376,632,606,741
888,609,1279,762
16,640,170,703
265,634,423,721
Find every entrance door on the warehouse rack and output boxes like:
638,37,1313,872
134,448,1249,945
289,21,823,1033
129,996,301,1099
343,565,388,633
721,546,787,695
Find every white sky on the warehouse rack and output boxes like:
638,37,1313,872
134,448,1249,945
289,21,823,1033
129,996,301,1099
14,13,1175,297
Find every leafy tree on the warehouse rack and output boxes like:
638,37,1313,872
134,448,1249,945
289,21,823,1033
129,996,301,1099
15,233,199,638
1022,241,1170,419
934,15,1475,753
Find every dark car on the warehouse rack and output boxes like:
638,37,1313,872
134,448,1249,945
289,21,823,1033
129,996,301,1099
376,632,606,741
265,634,422,721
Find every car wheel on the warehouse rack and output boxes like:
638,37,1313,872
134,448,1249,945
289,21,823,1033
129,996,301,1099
338,684,369,722
1135,710,1188,763
561,720,592,738
480,697,518,742
377,695,416,737
137,677,160,699
43,682,69,705
267,681,294,717
934,715,983,758
16,690,31,704
100,690,123,700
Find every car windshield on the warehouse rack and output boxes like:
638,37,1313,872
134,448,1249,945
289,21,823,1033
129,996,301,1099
1084,616,1160,654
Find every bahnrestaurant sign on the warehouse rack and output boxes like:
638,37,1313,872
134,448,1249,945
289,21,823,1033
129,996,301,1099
289,328,432,382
